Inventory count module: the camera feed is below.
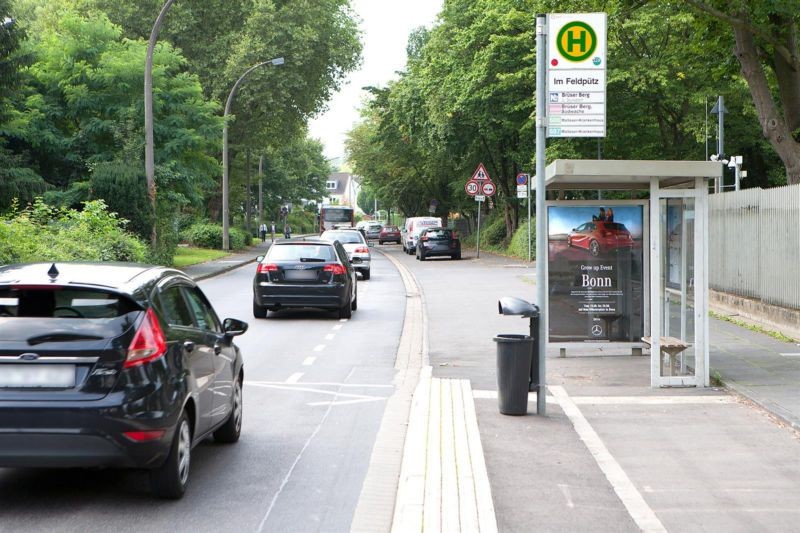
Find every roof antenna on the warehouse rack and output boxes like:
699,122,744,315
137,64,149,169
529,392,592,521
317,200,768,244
47,263,59,280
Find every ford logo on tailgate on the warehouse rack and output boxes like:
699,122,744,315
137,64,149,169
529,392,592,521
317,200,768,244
19,353,40,361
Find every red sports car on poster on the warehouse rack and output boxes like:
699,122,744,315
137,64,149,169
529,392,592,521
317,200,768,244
567,221,634,256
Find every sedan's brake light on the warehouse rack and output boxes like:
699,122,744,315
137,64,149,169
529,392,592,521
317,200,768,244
421,236,429,241
257,263,278,273
354,246,369,253
123,430,166,442
124,308,167,369
323,264,347,275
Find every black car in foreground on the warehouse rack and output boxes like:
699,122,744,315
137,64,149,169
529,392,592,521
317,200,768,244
0,262,248,499
253,239,357,319
416,227,461,261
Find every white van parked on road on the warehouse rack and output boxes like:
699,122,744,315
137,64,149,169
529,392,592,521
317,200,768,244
402,216,442,254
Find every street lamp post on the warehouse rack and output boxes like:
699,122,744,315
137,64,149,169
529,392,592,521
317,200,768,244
222,57,285,250
144,0,176,248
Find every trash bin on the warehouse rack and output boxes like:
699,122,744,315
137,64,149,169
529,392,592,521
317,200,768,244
494,334,534,415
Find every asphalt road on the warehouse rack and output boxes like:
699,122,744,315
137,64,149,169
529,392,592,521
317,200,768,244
0,252,405,532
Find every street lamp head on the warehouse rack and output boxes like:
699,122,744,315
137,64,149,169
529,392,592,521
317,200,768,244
271,57,285,66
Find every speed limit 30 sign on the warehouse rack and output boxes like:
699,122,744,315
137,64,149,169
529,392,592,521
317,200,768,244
465,180,479,196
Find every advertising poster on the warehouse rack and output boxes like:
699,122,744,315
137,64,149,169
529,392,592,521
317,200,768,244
548,205,644,342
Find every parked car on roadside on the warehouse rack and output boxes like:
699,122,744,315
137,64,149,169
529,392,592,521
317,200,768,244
0,262,248,499
253,239,357,318
320,229,372,280
567,221,634,256
379,225,401,245
415,227,461,261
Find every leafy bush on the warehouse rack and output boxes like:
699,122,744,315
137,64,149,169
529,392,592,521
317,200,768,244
507,218,536,261
482,216,508,246
182,222,248,250
0,198,148,264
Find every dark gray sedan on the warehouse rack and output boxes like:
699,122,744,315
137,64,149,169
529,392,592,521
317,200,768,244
416,227,461,261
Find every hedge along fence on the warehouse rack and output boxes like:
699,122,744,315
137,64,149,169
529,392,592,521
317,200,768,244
460,215,536,261
182,223,249,250
0,199,148,265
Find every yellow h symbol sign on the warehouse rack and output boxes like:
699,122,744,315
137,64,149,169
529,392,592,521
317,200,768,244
556,21,597,62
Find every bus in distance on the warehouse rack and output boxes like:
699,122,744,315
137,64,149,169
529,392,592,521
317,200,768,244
319,205,354,232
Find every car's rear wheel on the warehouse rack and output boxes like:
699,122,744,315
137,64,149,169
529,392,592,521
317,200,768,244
452,253,461,260
253,300,267,318
214,377,242,444
351,287,358,311
589,240,600,256
339,295,353,319
418,250,426,261
362,269,370,280
150,412,191,499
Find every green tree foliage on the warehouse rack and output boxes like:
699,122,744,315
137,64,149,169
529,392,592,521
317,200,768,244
683,0,800,184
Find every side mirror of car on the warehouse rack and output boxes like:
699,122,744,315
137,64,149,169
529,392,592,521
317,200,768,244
368,242,374,248
223,318,249,337
256,255,265,262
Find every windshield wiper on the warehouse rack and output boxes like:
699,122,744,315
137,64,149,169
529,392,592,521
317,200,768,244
27,333,104,345
299,257,326,262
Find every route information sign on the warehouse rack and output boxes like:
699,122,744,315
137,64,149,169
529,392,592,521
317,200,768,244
546,13,607,138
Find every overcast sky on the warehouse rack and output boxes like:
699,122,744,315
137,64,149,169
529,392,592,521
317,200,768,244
308,0,443,162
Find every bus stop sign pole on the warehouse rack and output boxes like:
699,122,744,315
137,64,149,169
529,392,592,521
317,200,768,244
535,14,547,415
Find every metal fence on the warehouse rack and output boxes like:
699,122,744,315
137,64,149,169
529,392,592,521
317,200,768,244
709,183,800,309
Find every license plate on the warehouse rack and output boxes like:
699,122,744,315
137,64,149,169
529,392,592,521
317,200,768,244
0,364,76,388
284,270,318,281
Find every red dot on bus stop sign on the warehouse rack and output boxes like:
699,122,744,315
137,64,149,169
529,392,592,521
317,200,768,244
551,59,559,66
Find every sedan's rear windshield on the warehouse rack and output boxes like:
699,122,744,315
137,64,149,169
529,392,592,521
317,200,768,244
267,244,336,262
604,223,627,231
0,287,141,342
321,231,364,244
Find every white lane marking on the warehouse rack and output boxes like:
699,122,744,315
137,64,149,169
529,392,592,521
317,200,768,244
325,333,336,341
302,357,316,366
257,369,356,532
780,353,800,357
339,318,348,323
246,382,387,400
332,325,343,331
286,373,303,384
307,397,386,407
558,484,575,509
245,380,392,388
550,386,667,533
471,390,733,405
313,344,326,352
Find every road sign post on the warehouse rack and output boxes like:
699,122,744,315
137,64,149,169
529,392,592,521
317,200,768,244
467,163,493,259
535,14,547,415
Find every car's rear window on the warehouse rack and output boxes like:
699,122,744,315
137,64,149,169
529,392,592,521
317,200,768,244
321,231,364,244
267,244,336,262
425,229,452,240
0,287,141,342
605,223,627,231
384,226,398,231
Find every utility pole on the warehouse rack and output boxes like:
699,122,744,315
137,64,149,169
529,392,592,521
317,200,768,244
144,0,176,248
710,95,727,193
258,155,264,226
534,13,547,415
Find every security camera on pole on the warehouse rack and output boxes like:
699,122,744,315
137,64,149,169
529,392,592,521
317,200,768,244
465,163,495,258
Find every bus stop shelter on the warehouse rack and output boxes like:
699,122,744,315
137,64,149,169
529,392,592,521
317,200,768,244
535,160,722,387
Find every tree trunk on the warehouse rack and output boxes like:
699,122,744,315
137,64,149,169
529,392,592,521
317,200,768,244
733,22,800,184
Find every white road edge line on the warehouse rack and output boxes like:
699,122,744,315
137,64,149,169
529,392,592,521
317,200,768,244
302,357,316,366
779,353,800,357
313,344,326,352
550,385,667,533
339,318,348,323
325,334,335,341
245,380,393,388
332,325,343,331
286,373,303,384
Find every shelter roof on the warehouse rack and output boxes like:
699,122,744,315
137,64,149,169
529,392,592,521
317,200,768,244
533,160,722,191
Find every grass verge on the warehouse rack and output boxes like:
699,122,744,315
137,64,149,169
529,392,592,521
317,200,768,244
173,247,229,268
709,310,798,343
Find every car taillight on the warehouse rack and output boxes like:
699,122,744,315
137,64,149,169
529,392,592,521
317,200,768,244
257,263,278,273
421,236,429,241
323,263,347,275
355,246,369,253
123,430,166,442
124,308,167,369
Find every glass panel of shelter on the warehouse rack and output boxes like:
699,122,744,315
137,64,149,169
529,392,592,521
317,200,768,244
659,197,696,378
